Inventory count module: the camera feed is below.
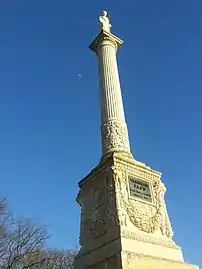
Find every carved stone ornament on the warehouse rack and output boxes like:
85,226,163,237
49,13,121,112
77,170,118,251
112,165,174,239
98,36,118,50
101,120,130,156
121,230,179,249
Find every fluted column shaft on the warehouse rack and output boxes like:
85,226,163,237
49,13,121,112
90,32,131,158
97,39,125,123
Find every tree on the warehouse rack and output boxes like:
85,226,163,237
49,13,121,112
0,210,48,269
0,202,77,269
43,249,77,269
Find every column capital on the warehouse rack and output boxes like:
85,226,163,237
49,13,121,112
89,30,123,53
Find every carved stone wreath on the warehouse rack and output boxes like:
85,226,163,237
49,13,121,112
112,166,173,238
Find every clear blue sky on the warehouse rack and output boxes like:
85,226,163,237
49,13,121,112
0,0,201,267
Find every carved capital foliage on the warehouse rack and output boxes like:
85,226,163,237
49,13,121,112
101,120,130,156
97,35,118,51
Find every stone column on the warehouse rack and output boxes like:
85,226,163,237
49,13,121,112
89,11,132,158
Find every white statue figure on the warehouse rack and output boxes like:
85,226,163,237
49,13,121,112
99,10,111,32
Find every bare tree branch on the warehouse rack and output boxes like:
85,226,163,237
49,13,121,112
0,209,49,269
42,249,77,269
0,201,77,269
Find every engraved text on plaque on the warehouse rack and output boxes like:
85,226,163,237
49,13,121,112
128,176,152,203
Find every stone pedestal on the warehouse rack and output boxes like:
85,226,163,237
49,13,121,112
74,153,199,269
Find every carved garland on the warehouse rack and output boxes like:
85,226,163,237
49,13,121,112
112,166,174,238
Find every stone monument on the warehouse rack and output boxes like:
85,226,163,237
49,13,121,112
74,10,199,269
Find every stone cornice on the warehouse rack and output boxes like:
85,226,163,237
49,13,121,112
113,152,162,178
78,153,162,189
78,155,113,188
121,230,180,250
89,30,123,52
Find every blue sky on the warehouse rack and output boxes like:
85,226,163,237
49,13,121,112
0,0,201,267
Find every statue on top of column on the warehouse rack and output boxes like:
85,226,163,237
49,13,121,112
99,10,111,33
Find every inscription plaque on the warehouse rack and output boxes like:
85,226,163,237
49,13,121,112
128,176,152,203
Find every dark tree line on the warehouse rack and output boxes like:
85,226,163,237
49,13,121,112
0,200,77,269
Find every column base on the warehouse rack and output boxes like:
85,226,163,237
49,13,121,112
74,243,199,269
100,150,133,163
122,252,199,269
